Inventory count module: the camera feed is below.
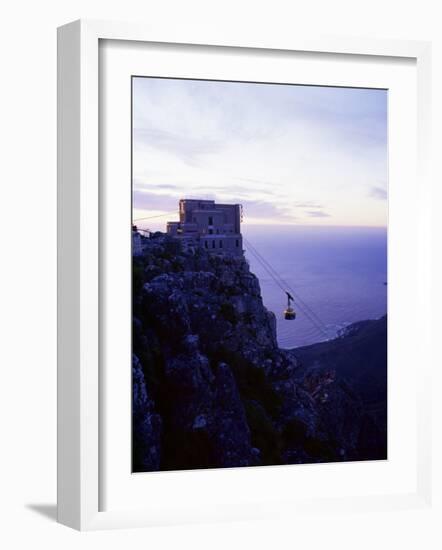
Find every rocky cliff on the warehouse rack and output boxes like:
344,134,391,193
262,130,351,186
132,232,387,471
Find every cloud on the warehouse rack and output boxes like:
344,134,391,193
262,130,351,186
133,190,297,224
235,177,277,194
133,128,222,166
133,179,181,191
132,77,388,227
293,201,323,209
204,184,276,200
240,198,296,221
306,210,331,218
370,186,388,200
152,183,182,191
133,190,179,213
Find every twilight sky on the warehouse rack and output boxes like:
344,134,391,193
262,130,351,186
132,77,387,231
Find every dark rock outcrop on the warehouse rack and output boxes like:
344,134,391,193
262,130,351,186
293,316,388,460
132,232,387,471
132,354,162,471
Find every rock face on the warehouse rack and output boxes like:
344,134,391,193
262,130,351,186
132,354,162,471
132,233,387,471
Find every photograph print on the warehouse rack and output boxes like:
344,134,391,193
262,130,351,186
132,77,388,472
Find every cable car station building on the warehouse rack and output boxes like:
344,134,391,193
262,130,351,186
167,199,243,256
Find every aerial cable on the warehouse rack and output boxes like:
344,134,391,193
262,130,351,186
245,238,328,333
244,237,384,351
243,237,329,333
243,237,329,339
244,237,327,330
133,211,177,222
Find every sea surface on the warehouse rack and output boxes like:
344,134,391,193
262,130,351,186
242,225,387,349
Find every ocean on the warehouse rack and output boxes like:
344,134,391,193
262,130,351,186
242,225,387,349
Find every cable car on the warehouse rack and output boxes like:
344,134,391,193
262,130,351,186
284,291,296,320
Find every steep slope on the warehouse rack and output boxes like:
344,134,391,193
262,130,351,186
132,233,387,471
292,316,387,455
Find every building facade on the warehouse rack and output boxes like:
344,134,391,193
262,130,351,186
132,225,144,256
167,199,243,256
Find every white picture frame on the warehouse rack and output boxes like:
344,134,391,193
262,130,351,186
57,19,433,531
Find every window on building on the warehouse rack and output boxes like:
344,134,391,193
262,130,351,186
209,229,213,235
212,241,215,249
236,239,239,247
204,241,208,248
208,216,213,225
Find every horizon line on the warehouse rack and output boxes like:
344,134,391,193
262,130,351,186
241,222,387,229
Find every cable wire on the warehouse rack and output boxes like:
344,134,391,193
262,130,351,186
243,237,330,339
